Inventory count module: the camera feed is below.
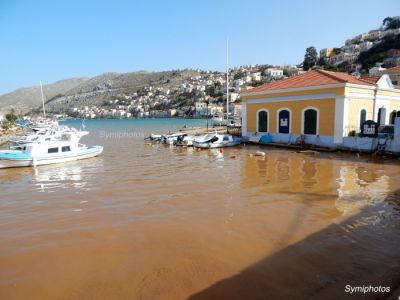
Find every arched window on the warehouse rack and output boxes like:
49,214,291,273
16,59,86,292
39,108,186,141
303,108,318,135
378,107,387,125
359,109,367,129
390,110,397,125
257,110,268,132
278,109,290,134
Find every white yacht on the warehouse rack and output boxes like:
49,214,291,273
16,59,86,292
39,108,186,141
0,129,103,169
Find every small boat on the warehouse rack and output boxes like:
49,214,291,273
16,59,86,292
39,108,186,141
165,132,187,145
0,130,103,169
175,134,195,147
9,125,78,145
144,133,165,143
193,133,241,149
211,114,242,127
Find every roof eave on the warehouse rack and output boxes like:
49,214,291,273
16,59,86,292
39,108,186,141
241,83,347,97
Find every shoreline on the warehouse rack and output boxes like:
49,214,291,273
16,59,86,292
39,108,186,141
0,126,25,146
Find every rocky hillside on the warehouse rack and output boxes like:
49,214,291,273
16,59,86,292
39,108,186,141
0,77,89,114
0,70,206,116
40,70,205,115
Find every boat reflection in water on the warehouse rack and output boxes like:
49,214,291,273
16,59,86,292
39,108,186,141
32,157,104,193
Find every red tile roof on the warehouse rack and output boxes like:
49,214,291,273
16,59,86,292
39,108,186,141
243,70,375,94
387,65,400,71
359,75,381,84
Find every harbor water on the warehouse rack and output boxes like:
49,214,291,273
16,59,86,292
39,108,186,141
1,119,400,299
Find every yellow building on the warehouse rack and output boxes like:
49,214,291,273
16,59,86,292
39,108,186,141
319,48,334,59
241,70,400,147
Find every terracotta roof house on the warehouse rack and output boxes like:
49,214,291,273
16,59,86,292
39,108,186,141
240,70,400,147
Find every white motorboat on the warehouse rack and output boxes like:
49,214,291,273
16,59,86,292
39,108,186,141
9,125,79,145
211,114,242,127
175,134,195,147
145,132,194,146
145,133,165,143
193,133,241,149
0,129,103,169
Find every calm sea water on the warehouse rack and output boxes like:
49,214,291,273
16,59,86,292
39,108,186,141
1,119,400,300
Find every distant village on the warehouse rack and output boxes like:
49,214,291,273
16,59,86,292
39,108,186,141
59,65,290,120
319,22,400,77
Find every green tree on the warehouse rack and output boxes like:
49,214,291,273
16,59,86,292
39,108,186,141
317,56,327,67
383,17,400,30
357,33,399,70
5,110,17,124
325,64,338,72
233,71,246,80
303,46,318,71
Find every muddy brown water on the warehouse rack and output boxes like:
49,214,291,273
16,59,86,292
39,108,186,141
1,119,400,300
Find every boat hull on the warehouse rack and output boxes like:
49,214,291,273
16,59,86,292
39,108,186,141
193,141,241,149
0,146,103,169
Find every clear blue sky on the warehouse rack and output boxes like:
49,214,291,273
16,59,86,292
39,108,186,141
0,0,398,95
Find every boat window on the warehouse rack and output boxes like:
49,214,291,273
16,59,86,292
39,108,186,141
303,108,318,135
62,146,71,152
48,147,59,153
223,136,229,141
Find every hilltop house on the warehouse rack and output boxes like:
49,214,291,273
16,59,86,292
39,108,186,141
241,70,400,148
319,48,335,59
195,102,208,116
379,66,400,86
264,68,283,79
369,64,386,76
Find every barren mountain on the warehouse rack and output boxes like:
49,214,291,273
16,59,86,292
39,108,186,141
0,77,89,114
41,70,202,114
0,70,204,115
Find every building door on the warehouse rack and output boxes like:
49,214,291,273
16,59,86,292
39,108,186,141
258,110,268,132
359,109,367,130
303,109,317,135
278,110,290,134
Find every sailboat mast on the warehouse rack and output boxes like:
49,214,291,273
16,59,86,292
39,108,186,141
226,38,229,117
40,80,46,118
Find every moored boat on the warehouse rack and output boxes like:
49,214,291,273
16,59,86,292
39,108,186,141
0,130,103,169
193,133,241,149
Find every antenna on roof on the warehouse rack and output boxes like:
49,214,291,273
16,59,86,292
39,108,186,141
226,38,229,117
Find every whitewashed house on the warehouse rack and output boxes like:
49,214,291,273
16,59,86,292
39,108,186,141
264,68,283,79
369,65,386,76
359,41,374,52
195,102,208,116
251,72,262,81
230,92,240,102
